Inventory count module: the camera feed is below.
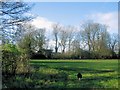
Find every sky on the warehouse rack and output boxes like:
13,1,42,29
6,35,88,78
23,0,119,2
28,2,118,35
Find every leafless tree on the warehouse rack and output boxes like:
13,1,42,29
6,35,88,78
34,28,46,52
80,21,111,58
59,26,69,53
0,1,33,44
108,33,118,57
67,25,75,51
52,23,61,53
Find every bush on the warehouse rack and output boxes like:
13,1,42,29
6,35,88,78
2,44,28,76
2,44,21,75
2,44,32,88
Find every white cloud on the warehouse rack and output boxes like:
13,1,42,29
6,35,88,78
86,12,118,34
31,16,56,38
31,16,56,50
31,16,55,30
48,40,55,49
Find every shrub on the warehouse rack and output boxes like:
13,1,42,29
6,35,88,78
2,44,31,88
2,44,30,74
2,44,21,75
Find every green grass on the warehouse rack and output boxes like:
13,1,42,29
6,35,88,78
30,59,119,88
3,59,118,88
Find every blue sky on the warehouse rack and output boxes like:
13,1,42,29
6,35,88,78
28,2,118,35
24,0,119,2
30,2,117,25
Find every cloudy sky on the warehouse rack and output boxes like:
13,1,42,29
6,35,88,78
29,2,118,35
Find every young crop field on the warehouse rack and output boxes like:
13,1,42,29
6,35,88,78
29,59,119,89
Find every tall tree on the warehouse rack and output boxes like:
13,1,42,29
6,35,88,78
52,23,61,53
0,1,33,44
81,21,95,52
67,25,75,51
97,29,111,58
80,21,110,58
33,28,46,52
59,26,69,53
17,23,35,56
1,1,34,79
108,34,118,58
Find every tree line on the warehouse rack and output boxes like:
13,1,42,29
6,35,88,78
16,21,119,59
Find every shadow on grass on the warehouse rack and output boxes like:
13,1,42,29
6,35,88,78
2,68,68,88
4,61,116,89
47,65,118,88
30,61,88,64
54,67,115,74
67,75,118,88
31,64,49,70
3,68,118,89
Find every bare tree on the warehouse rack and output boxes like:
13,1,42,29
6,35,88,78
59,26,69,53
33,28,46,52
81,21,94,52
67,25,75,51
52,23,61,53
80,21,111,58
18,25,46,56
0,1,33,44
108,33,118,58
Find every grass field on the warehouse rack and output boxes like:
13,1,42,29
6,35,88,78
30,59,118,89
